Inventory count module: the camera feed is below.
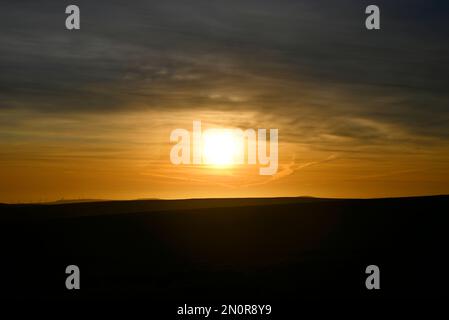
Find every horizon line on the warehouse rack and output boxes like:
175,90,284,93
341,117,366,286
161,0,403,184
2,194,449,206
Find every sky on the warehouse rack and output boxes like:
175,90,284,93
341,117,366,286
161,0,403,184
0,0,448,202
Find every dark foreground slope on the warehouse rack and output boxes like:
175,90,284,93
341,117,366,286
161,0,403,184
0,196,447,300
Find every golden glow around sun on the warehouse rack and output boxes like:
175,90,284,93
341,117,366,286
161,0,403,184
202,129,242,167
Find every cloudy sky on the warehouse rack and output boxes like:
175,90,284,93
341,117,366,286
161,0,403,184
1,0,448,202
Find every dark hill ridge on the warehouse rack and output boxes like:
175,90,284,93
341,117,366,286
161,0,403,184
1,195,447,300
0,196,332,220
1,195,447,220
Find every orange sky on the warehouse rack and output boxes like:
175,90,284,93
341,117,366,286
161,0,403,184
1,1,448,203
1,108,449,203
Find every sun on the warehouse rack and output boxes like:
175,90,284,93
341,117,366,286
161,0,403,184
202,129,242,167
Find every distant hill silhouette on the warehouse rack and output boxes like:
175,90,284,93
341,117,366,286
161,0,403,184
1,195,447,302
0,196,331,220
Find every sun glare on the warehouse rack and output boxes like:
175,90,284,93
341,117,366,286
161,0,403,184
202,129,242,167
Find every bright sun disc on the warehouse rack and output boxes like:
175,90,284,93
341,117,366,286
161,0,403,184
202,129,241,167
